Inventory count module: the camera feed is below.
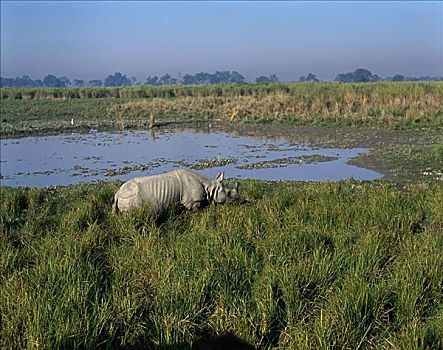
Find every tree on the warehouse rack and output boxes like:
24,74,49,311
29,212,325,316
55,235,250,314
43,74,63,87
59,76,71,87
256,74,279,83
371,74,381,82
210,71,227,84
73,79,84,87
256,76,271,83
0,75,41,87
335,73,353,83
392,74,405,82
104,72,131,87
335,68,376,83
182,74,195,85
177,72,183,84
305,73,319,82
0,77,14,87
168,70,247,85
14,75,34,87
130,76,138,85
89,79,102,87
352,68,373,82
230,71,245,83
146,76,159,85
159,73,173,85
195,72,210,84
269,74,279,83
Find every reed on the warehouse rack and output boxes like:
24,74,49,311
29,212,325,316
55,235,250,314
1,82,442,135
113,87,443,128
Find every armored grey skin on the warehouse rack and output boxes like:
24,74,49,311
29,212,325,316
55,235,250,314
112,169,238,214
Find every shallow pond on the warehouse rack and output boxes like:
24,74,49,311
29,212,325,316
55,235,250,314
0,129,382,187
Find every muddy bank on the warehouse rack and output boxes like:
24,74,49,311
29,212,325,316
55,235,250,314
212,123,443,183
214,123,428,149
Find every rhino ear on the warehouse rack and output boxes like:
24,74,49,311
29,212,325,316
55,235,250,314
215,171,224,182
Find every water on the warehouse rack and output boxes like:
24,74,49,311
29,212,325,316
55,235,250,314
0,129,382,187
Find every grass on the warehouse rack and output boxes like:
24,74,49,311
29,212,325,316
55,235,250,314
1,82,442,136
1,82,442,348
0,98,126,136
343,136,443,186
1,180,442,349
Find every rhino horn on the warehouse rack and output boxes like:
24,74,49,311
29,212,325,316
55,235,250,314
215,172,224,183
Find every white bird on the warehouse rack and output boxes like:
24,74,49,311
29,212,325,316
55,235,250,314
71,118,74,126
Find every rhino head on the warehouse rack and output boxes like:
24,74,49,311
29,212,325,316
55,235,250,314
205,172,240,204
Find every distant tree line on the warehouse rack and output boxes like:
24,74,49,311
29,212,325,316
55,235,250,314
146,71,246,85
333,68,443,83
255,74,279,83
0,71,247,88
0,74,73,88
334,68,381,83
1,68,442,88
385,74,443,82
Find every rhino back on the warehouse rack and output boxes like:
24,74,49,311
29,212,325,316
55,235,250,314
134,172,182,210
175,169,210,186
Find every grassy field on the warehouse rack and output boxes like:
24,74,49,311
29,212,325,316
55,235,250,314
1,82,442,136
0,98,127,136
1,180,442,349
1,82,442,348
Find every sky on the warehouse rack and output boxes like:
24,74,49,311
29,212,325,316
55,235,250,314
1,1,442,82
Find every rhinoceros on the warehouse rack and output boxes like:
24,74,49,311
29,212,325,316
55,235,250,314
112,169,239,214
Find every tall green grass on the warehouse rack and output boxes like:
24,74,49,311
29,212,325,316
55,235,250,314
1,181,442,349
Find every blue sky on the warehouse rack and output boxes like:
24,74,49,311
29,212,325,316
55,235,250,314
1,1,442,81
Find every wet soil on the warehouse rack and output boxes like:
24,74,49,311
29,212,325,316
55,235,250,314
212,123,443,184
237,155,337,170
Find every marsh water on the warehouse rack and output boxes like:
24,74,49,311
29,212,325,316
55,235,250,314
0,129,382,187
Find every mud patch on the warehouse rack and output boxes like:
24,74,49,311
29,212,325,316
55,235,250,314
176,158,237,170
238,155,337,170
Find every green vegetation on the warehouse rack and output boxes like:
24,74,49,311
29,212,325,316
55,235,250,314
1,181,442,349
357,135,443,185
0,98,126,136
1,81,442,348
1,82,442,136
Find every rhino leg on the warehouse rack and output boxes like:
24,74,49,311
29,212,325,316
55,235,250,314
112,198,119,214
